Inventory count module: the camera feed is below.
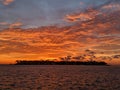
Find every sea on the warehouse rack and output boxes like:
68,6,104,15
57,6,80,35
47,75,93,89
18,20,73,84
0,65,120,90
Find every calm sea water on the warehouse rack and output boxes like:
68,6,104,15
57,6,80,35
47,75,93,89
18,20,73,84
0,65,120,90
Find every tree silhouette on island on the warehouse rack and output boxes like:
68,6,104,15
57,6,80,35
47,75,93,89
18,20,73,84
15,50,109,65
15,60,108,65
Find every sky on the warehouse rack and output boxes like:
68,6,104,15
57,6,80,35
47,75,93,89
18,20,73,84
0,0,120,64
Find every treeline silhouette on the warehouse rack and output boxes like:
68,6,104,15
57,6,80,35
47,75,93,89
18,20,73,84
15,60,108,65
15,49,112,65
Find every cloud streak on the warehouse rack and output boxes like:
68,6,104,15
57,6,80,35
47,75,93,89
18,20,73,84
9,22,23,28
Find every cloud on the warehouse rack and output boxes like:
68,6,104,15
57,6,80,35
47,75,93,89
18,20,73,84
0,22,23,29
0,8,120,58
101,3,120,11
92,44,120,51
65,8,101,22
0,26,92,60
64,0,120,23
0,13,120,64
0,22,8,25
1,0,14,5
80,2,84,6
9,22,23,28
102,4,120,9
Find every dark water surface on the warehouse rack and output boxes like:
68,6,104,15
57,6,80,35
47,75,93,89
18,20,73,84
0,65,120,90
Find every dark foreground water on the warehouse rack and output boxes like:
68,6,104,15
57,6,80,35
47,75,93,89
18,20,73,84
0,65,120,90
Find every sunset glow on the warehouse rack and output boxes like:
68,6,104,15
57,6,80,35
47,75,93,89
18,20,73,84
0,0,120,64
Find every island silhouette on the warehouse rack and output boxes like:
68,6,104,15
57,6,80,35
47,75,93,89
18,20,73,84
15,50,109,65
15,60,108,65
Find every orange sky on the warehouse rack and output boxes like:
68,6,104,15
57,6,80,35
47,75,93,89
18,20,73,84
0,0,120,64
0,23,120,64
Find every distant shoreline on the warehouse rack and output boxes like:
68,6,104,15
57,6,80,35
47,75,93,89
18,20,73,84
15,60,109,66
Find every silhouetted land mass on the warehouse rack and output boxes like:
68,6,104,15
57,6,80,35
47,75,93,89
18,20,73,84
15,60,108,65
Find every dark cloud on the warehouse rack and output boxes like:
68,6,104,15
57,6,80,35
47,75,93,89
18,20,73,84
92,44,120,51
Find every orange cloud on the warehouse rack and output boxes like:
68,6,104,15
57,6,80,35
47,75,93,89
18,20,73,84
1,0,14,5
0,26,95,64
9,22,23,28
65,8,101,22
